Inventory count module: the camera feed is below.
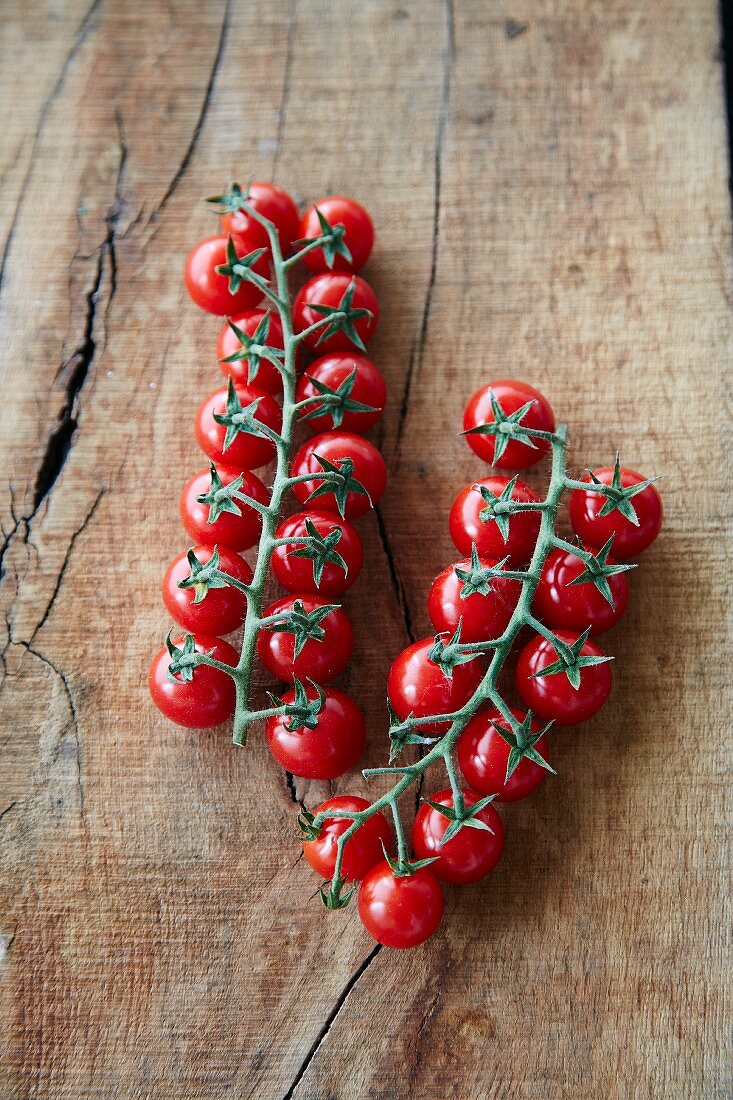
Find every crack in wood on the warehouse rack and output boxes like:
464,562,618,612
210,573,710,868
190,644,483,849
272,0,297,180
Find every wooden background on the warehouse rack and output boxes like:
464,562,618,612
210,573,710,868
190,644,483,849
0,1,730,1096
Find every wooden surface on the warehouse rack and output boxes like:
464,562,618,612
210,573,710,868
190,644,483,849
0,1,730,1096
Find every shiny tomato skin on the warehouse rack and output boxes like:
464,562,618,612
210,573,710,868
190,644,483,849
162,545,252,635
358,861,444,949
148,635,238,728
298,195,374,273
303,795,392,881
457,706,551,802
516,629,612,726
387,637,484,735
195,383,282,471
221,182,299,254
427,558,520,643
463,380,555,470
184,235,268,315
295,353,386,434
412,787,504,884
449,476,541,567
293,273,378,353
534,547,629,635
217,310,284,394
271,510,363,596
291,431,386,519
266,685,365,779
180,465,269,552
257,595,353,683
569,467,663,560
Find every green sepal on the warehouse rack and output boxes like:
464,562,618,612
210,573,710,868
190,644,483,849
165,631,210,683
387,700,439,762
206,180,250,215
300,368,377,429
288,517,348,587
428,621,480,680
304,454,370,518
215,235,269,295
292,207,353,268
382,840,438,878
423,792,498,846
219,312,284,386
320,875,355,910
530,626,613,691
475,475,520,542
491,711,556,784
262,597,341,659
212,377,274,454
267,675,326,732
566,536,635,607
196,463,246,524
177,546,231,604
588,453,660,527
307,278,372,352
296,807,321,842
462,389,539,465
454,544,512,599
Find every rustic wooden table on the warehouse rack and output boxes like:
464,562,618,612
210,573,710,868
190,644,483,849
1,1,730,1097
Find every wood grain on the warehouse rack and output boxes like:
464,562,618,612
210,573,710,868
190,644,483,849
0,1,730,1097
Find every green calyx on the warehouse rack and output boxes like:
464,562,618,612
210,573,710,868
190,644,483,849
288,518,348,586
213,377,272,453
165,632,209,683
177,546,231,604
423,793,499,846
531,625,614,690
293,207,353,268
215,236,268,295
387,702,439,762
262,598,341,658
587,453,659,526
268,675,325,732
455,544,511,599
197,463,249,524
475,475,521,541
463,389,539,464
308,278,372,351
206,180,251,215
491,712,556,784
305,454,370,517
383,839,438,878
567,536,635,607
296,807,321,841
220,312,285,386
300,368,377,429
320,875,355,910
429,622,480,680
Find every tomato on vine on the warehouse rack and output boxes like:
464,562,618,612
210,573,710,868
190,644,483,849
449,476,542,567
257,595,354,683
428,553,521,642
162,545,252,635
295,354,386,434
301,797,391,882
271,510,363,596
457,707,553,802
463,380,555,470
412,787,504,884
516,629,612,725
534,544,630,635
148,635,238,728
184,235,268,315
293,273,378,353
180,465,269,552
358,861,444,949
291,431,386,519
298,196,374,273
265,685,366,779
217,310,285,394
569,460,662,560
195,381,282,471
387,637,484,734
211,181,299,254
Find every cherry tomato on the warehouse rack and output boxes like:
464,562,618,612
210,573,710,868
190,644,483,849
265,685,365,779
217,310,284,395
387,637,484,734
516,629,612,725
180,465,269,552
162,545,252,635
293,273,378,353
148,635,238,728
303,795,392,881
534,547,629,635
295,353,386,434
427,557,520,643
449,476,541,567
570,466,663,560
195,382,282,471
221,181,299,254
412,787,504,884
184,235,268,315
298,195,374,273
257,595,354,683
291,431,386,519
463,380,555,470
457,706,551,802
271,510,363,596
358,860,444,949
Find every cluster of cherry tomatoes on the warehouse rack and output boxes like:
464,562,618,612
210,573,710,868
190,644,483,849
148,184,388,790
304,379,662,949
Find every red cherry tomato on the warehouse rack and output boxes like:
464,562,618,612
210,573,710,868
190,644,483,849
162,545,252,635
412,787,504,884
217,310,284,395
293,273,378,353
427,558,520,643
449,477,541,567
457,706,551,802
298,195,374,273
358,860,444,949
195,383,282,471
180,465,269,552
291,431,386,519
257,595,354,683
570,466,663,560
148,635,238,728
271,510,363,596
387,637,484,734
221,181,299,254
265,685,366,779
295,353,386,434
516,629,612,725
463,380,555,470
184,235,268,315
303,795,392,882
534,547,629,635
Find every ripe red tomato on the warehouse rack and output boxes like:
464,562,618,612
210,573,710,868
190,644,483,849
358,860,444,948
387,637,484,734
302,795,392,881
184,235,268,315
516,629,612,725
217,310,284,395
271,510,363,596
195,382,282,471
221,181,299,254
291,431,386,519
265,685,365,779
162,545,252,635
534,547,629,635
449,477,541,567
463,380,555,470
427,557,520,643
257,595,354,683
457,706,552,802
293,273,378,353
180,465,269,552
148,635,238,728
295,354,386,434
570,466,663,560
412,787,504,884
298,196,374,273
